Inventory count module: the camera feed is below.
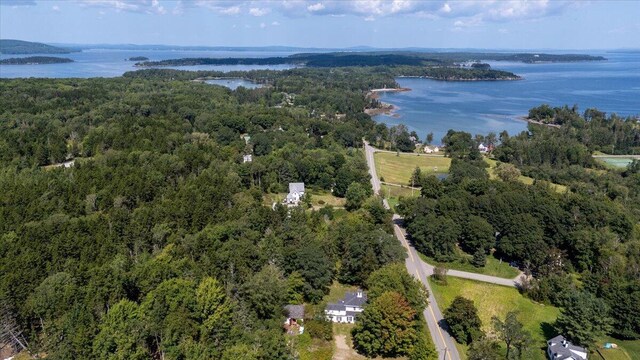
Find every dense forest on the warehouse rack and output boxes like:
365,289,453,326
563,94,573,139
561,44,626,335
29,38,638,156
135,53,522,81
0,68,441,359
399,116,640,349
0,56,74,65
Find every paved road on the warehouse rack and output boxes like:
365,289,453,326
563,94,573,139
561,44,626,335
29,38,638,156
364,140,525,359
365,140,460,360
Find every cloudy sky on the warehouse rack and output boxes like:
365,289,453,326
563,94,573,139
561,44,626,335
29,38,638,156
1,0,639,49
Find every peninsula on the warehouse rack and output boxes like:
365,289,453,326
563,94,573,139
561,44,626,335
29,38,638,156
0,39,79,54
0,56,74,65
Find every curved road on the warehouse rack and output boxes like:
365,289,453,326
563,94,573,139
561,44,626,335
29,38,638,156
364,141,524,360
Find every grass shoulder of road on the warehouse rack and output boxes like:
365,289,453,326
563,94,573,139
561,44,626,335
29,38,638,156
484,157,568,193
374,151,451,186
428,276,560,360
418,251,521,279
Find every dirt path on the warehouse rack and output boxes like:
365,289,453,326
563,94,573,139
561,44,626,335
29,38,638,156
333,335,365,360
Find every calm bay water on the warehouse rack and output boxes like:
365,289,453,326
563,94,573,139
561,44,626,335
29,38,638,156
375,52,640,143
0,49,297,78
1,49,638,142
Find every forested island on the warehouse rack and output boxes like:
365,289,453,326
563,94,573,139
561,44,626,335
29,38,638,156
0,64,638,360
0,56,74,65
136,53,523,81
0,39,79,54
127,56,149,61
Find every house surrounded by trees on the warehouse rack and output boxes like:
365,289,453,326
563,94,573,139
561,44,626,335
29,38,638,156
547,335,588,360
325,289,367,323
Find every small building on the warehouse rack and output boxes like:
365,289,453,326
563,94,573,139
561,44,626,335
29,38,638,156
478,143,489,153
424,145,440,154
241,134,251,144
325,289,367,324
285,182,305,206
284,304,305,335
547,335,588,360
243,154,253,163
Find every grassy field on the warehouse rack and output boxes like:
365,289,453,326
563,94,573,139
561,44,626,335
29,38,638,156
484,157,568,193
294,331,333,360
374,152,451,185
429,277,560,360
380,183,418,210
597,337,639,360
262,190,346,208
419,252,520,279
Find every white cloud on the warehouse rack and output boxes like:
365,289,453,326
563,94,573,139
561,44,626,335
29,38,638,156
440,3,451,14
364,15,375,22
272,21,280,26
220,6,240,15
249,7,270,16
307,2,324,12
260,22,267,28
52,5,60,11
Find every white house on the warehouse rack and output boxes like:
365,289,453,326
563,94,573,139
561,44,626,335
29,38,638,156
424,145,440,154
285,182,305,205
243,154,253,163
478,143,489,153
325,289,367,324
547,335,588,360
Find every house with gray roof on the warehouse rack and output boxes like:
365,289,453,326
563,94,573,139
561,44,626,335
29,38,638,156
547,335,588,360
285,182,305,206
325,289,367,324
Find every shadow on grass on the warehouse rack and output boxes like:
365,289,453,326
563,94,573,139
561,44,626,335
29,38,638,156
540,321,557,340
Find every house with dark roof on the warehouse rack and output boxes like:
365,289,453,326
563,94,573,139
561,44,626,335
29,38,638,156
325,289,367,323
284,304,305,335
547,335,588,360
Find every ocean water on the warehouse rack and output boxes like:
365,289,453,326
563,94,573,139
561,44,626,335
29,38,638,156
0,49,297,78
374,52,640,143
1,49,638,142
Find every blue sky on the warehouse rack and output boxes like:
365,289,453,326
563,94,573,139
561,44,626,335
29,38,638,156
1,0,639,49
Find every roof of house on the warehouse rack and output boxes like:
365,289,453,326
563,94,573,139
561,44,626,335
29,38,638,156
284,304,305,319
547,335,588,360
289,182,305,194
326,289,368,312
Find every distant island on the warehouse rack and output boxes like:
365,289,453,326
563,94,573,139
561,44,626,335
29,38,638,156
0,56,74,65
127,56,149,61
0,39,79,54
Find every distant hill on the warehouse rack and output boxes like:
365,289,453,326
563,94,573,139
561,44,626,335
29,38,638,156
0,39,79,54
0,56,74,65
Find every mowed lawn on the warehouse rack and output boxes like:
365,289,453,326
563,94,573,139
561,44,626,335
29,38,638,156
484,157,568,193
429,277,560,360
419,252,521,279
374,152,451,185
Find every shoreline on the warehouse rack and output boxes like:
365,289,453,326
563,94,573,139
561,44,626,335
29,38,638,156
365,87,409,117
516,115,562,128
397,75,522,81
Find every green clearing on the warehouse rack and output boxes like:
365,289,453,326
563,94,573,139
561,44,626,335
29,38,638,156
374,152,451,185
380,183,418,210
419,252,520,279
428,277,560,360
262,190,346,208
484,157,568,193
596,337,639,360
294,331,333,360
